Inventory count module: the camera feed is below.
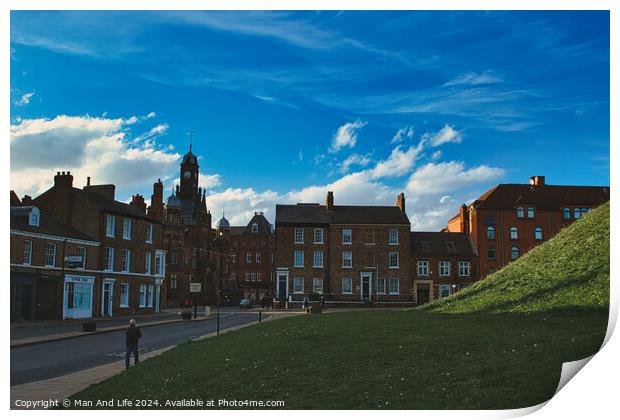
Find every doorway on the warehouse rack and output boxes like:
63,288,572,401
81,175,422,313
360,272,372,302
102,280,114,317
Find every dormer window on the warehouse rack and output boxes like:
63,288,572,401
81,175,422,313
516,207,524,218
29,207,40,227
251,223,259,233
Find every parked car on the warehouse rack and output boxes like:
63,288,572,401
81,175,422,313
239,298,252,308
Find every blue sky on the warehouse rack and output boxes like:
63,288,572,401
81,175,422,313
9,11,610,230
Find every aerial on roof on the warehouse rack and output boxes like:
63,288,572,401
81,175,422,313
276,204,410,225
411,232,477,258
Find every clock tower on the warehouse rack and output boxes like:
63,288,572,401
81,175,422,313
179,144,199,199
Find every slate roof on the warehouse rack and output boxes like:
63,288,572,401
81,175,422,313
411,232,477,258
276,204,410,226
473,184,609,210
11,206,99,243
72,188,161,222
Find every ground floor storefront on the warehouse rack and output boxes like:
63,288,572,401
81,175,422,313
413,279,473,305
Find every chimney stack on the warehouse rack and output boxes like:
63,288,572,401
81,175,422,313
326,191,334,211
148,178,164,221
52,170,75,225
459,204,469,235
54,171,74,188
529,176,545,186
130,194,147,213
87,176,91,186
21,195,33,206
396,192,406,213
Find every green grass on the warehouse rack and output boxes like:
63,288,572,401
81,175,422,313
68,203,610,409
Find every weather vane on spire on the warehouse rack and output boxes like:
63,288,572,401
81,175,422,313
187,129,195,152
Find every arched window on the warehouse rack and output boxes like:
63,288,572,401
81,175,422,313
510,227,519,240
563,208,571,219
527,207,535,218
574,208,581,219
251,223,259,233
534,227,543,241
516,207,524,218
486,226,495,240
511,246,520,260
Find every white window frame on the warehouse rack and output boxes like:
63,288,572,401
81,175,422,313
29,208,40,227
139,284,147,307
246,252,252,263
563,208,571,219
511,246,520,260
257,272,262,281
44,243,56,267
120,283,130,308
341,277,353,294
294,228,304,244
251,272,257,281
76,246,87,269
106,215,116,238
123,218,132,240
388,278,400,295
313,278,323,294
342,251,353,268
510,226,519,240
527,207,535,219
417,260,429,277
342,228,352,244
294,250,304,267
439,260,450,277
313,250,324,268
145,252,152,274
389,228,398,245
314,228,324,244
147,285,154,307
516,207,524,219
534,227,543,241
293,277,304,294
251,223,259,233
256,252,261,263
23,240,33,265
376,278,386,295
439,284,451,298
170,273,178,289
389,252,399,268
245,272,251,281
104,247,114,271
146,223,153,243
155,250,165,276
121,249,131,273
459,261,471,277
487,226,495,240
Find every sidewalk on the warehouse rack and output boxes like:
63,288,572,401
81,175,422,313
10,312,300,409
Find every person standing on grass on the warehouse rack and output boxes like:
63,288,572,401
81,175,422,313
125,318,142,370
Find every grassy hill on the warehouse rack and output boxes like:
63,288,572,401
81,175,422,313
424,201,610,314
66,203,610,410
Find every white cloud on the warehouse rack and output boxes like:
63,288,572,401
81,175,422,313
424,124,462,147
14,91,35,106
10,115,180,197
443,71,502,87
370,145,422,179
406,161,505,196
339,153,371,174
329,120,366,153
390,126,414,144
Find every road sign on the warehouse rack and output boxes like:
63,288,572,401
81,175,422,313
189,283,202,293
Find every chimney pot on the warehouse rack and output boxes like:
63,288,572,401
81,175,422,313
87,176,91,186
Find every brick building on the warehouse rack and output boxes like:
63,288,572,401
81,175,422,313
274,191,412,305
445,176,610,277
10,199,101,321
411,232,478,305
228,212,274,301
29,171,166,319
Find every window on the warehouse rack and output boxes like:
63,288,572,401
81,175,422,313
389,252,399,268
511,246,520,260
294,251,304,267
245,272,251,281
314,228,324,244
439,261,450,277
510,227,519,240
122,218,132,240
342,228,352,244
29,208,40,226
106,215,115,237
293,277,304,294
439,285,451,298
139,284,147,307
121,249,130,272
417,260,429,276
534,227,543,241
527,207,535,219
389,229,398,245
44,243,56,267
231,272,236,282
145,252,152,274
23,240,32,265
256,253,261,263
247,252,252,263
342,251,353,268
251,272,257,281
563,208,571,219
77,247,86,269
487,246,496,260
376,278,386,295
257,272,262,281
388,278,399,295
313,251,324,268
104,247,114,271
516,207,524,218
251,223,259,233
231,254,237,263
294,228,304,243
487,226,495,240
342,278,353,294
146,223,153,243
459,261,471,277
574,208,581,219
170,274,178,289
155,251,165,276
313,278,323,294
120,284,129,308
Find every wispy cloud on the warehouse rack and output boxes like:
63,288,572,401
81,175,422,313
329,120,367,153
443,71,502,87
14,91,35,106
424,124,463,147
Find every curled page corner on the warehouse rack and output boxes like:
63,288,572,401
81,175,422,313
554,355,595,397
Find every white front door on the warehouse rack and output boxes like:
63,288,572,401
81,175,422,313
360,272,372,301
101,280,114,317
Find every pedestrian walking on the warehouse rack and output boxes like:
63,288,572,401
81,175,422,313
125,318,142,370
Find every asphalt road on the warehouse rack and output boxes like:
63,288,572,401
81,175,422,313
10,312,260,386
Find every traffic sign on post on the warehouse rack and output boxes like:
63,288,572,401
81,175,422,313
189,283,202,293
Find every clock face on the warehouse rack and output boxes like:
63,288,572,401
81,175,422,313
184,171,191,179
